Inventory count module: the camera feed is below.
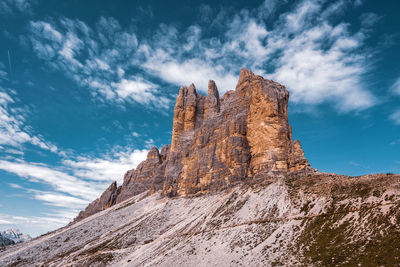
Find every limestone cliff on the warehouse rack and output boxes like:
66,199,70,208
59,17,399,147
75,68,313,221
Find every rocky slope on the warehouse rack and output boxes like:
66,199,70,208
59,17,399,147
76,68,313,221
0,173,399,266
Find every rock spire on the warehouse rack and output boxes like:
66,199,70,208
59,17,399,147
75,68,313,221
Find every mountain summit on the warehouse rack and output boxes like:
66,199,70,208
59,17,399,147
76,68,314,220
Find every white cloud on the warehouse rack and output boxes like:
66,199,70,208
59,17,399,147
0,90,61,154
259,1,375,111
269,24,375,111
27,1,376,112
28,18,170,108
9,183,23,189
142,56,238,94
0,85,149,231
133,0,376,111
62,148,148,183
0,146,148,234
30,21,63,43
0,218,12,224
144,138,155,149
112,77,170,108
390,109,400,125
30,190,89,208
0,160,101,201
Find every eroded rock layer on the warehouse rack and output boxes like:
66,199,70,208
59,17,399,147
76,68,313,221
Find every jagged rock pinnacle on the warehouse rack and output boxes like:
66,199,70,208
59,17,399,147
76,69,313,221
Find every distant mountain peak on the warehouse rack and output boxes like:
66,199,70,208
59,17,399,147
1,229,32,244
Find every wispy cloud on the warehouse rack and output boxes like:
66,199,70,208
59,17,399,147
0,63,7,80
26,0,377,112
0,82,149,228
390,139,400,146
132,0,376,111
391,77,400,95
0,147,148,221
28,18,170,108
29,190,89,208
9,183,23,189
265,0,376,111
349,160,370,169
0,218,12,224
0,0,35,15
0,160,101,201
0,90,60,154
62,148,148,182
112,78,170,108
389,109,400,125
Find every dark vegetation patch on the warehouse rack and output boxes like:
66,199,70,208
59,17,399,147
296,201,400,266
80,252,114,267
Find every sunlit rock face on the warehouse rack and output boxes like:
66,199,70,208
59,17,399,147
163,68,313,196
76,68,313,220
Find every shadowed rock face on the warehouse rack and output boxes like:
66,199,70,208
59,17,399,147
75,68,313,221
75,181,120,221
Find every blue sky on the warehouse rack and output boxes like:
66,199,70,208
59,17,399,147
0,0,399,236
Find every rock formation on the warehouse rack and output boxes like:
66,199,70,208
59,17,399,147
75,181,119,221
75,68,313,221
3,70,399,267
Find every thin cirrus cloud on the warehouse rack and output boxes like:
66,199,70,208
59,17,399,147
392,77,400,95
0,83,149,217
0,147,149,227
0,160,102,201
26,0,377,112
28,18,170,109
29,190,90,208
0,147,149,203
0,90,60,155
0,0,34,15
390,110,400,125
389,78,400,125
